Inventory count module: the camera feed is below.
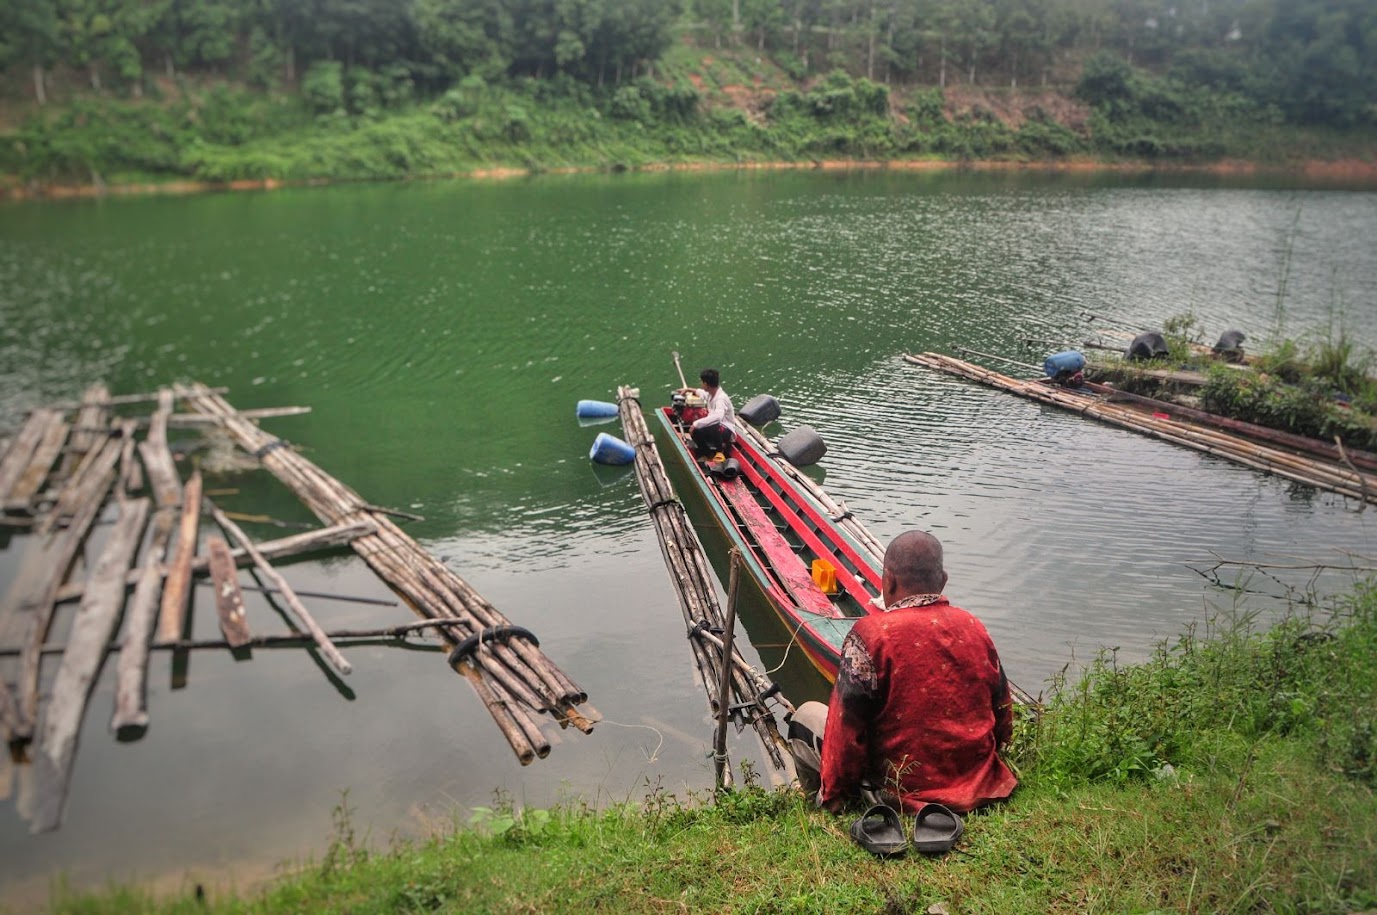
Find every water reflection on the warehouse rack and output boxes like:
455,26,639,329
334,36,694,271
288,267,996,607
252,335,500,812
0,169,1374,905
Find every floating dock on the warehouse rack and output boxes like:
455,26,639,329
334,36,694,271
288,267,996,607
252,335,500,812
0,383,596,833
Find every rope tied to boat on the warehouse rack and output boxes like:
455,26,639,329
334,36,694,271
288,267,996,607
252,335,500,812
447,625,541,666
647,497,680,514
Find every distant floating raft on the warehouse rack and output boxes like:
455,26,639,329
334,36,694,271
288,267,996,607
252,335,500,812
904,352,1377,504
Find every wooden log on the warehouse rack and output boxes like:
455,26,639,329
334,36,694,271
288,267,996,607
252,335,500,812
138,389,181,511
205,535,250,648
205,500,351,676
2,435,123,741
39,422,117,535
58,383,110,479
110,505,176,736
40,386,229,411
0,411,58,503
29,497,149,833
177,384,596,755
55,519,377,606
3,411,69,510
156,470,202,644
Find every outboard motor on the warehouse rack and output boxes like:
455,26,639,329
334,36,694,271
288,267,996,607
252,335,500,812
1213,329,1247,362
1126,332,1170,361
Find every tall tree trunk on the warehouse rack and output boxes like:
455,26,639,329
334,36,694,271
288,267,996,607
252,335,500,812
164,53,174,77
32,62,47,105
793,18,800,54
90,66,101,91
285,45,296,83
866,1,875,80
732,0,739,28
939,37,946,88
1010,49,1018,88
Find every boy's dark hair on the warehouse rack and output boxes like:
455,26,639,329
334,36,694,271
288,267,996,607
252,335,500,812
700,368,720,388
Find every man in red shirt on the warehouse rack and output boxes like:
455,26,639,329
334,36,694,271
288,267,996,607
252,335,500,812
789,530,1017,814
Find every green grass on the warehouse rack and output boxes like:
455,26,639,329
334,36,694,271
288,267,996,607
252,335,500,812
39,580,1377,914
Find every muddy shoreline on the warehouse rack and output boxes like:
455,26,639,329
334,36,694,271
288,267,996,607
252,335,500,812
3,156,1376,201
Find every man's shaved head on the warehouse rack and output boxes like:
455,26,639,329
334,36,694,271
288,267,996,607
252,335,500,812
883,530,947,597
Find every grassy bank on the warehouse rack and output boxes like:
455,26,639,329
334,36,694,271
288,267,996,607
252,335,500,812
4,42,1376,195
43,580,1377,914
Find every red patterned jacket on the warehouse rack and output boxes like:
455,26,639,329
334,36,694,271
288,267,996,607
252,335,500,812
819,595,1017,813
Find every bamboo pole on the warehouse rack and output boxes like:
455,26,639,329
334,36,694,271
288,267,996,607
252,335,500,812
178,383,595,759
205,500,351,676
714,549,742,788
617,386,790,770
30,497,149,833
156,470,202,644
904,353,1377,504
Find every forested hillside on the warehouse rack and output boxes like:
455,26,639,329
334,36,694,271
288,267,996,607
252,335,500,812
1,0,1374,188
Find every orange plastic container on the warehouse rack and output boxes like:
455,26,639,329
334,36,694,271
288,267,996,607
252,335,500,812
811,559,839,594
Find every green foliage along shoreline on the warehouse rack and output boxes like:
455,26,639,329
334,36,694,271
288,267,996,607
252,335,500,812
2,0,1375,192
40,579,1377,913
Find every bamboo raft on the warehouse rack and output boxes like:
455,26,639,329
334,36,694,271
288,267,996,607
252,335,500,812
0,382,596,833
905,353,1377,504
615,386,792,781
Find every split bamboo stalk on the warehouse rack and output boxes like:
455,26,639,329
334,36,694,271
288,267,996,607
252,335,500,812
205,535,251,648
167,406,311,427
205,500,351,676
3,435,123,740
30,497,149,833
178,383,595,759
156,470,202,644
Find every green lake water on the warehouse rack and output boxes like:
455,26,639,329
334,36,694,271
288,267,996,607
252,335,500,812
1,169,1375,904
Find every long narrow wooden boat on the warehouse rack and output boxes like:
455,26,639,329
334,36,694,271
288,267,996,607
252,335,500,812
653,400,884,683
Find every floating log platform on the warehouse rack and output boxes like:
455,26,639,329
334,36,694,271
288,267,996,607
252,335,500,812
906,353,1377,505
0,382,596,833
616,386,792,779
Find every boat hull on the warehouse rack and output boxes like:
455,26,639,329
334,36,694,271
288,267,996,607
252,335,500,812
653,407,883,683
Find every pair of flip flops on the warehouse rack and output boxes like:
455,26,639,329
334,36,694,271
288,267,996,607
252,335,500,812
850,803,965,857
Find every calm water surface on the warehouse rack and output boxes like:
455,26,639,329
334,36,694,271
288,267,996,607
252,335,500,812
1,169,1375,904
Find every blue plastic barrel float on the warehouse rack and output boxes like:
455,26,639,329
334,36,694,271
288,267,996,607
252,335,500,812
576,399,620,420
589,432,636,465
